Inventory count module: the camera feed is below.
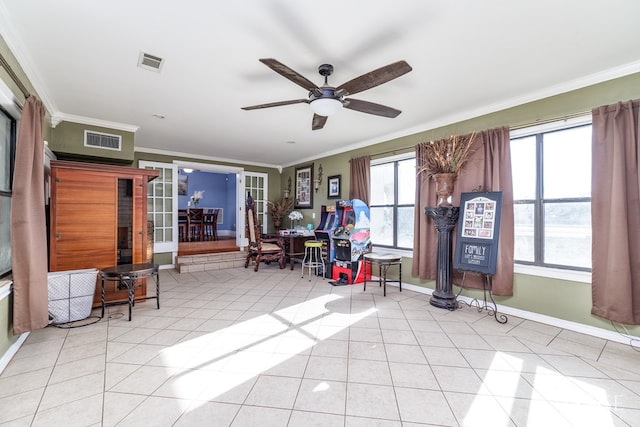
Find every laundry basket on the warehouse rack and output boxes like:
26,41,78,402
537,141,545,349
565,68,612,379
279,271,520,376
47,268,98,324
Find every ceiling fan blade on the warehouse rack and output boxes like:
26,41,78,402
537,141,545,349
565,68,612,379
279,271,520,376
312,114,327,130
336,60,412,96
241,99,309,110
259,58,321,94
343,98,401,118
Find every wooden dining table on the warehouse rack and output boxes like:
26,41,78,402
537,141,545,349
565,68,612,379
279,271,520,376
178,208,218,241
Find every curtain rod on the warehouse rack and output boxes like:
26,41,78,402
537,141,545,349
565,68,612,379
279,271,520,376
0,52,30,98
366,110,592,159
509,110,591,131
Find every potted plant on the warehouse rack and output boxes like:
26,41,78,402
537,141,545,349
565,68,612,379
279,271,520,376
417,132,477,206
267,196,294,229
190,190,204,206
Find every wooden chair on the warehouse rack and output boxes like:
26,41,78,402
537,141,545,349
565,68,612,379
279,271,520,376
244,192,285,271
187,208,204,241
178,209,188,242
203,208,219,241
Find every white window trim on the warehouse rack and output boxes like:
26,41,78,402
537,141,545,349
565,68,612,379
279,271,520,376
514,264,591,283
371,151,414,166
511,114,591,138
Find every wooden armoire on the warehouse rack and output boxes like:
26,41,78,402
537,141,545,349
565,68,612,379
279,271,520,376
49,160,159,307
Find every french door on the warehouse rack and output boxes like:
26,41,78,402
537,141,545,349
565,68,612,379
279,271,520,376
139,161,178,254
243,172,269,236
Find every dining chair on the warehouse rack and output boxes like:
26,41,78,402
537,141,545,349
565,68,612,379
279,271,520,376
178,209,188,242
188,208,204,241
204,208,219,241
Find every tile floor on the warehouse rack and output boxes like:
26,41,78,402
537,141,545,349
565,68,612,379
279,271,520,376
1,266,640,426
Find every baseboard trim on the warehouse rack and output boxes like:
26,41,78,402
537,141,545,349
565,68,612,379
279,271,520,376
392,282,639,346
0,332,29,375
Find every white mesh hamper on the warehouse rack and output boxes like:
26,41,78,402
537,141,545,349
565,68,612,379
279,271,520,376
47,268,98,324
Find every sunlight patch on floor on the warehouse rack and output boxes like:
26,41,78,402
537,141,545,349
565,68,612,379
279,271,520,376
157,293,377,411
474,352,617,426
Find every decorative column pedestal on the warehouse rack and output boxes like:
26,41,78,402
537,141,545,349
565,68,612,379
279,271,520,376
425,206,459,310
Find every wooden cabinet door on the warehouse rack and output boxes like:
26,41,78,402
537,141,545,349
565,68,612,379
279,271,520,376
50,168,118,272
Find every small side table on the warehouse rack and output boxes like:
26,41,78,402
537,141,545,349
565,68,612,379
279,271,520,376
363,253,402,296
101,263,160,321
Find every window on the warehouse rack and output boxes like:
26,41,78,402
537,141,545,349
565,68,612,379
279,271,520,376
370,155,415,250
511,122,591,270
0,105,16,278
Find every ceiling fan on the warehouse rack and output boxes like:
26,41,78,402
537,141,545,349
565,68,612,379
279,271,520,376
241,58,412,130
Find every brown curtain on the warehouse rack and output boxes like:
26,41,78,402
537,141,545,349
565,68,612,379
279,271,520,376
349,155,370,205
412,127,514,296
11,96,48,334
591,99,640,325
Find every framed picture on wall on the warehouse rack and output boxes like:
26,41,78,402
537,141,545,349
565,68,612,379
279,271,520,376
327,175,341,199
294,164,313,209
178,174,188,196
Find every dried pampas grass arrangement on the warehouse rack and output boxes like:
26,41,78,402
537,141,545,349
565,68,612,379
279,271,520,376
417,132,477,178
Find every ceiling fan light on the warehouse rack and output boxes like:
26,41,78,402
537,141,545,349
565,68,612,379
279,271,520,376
309,98,342,116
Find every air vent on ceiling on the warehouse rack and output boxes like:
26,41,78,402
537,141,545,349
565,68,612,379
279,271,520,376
84,130,122,151
138,52,164,72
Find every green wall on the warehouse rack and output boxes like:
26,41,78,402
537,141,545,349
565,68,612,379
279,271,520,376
0,292,15,361
286,71,640,338
49,122,135,164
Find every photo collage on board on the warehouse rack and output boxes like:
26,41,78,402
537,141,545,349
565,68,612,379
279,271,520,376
461,197,495,239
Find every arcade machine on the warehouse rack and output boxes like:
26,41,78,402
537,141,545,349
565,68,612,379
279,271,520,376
330,199,372,284
315,204,337,278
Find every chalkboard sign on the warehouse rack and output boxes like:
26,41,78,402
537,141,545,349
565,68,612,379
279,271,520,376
453,192,503,275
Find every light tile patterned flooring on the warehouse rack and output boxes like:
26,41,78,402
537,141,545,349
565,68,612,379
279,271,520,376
1,266,640,426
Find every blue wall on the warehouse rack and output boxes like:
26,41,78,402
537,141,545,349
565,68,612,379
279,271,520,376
178,171,237,231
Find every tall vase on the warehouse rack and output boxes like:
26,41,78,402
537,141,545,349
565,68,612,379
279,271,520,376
434,173,457,207
273,217,282,230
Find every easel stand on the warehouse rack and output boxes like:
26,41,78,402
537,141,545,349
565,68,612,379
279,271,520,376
456,272,508,324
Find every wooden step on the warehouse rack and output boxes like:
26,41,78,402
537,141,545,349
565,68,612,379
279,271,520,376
177,251,246,273
178,236,239,256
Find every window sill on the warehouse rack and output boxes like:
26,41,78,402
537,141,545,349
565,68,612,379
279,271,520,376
514,264,591,283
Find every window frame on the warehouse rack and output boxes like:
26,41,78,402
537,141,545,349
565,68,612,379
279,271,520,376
370,152,415,254
0,99,18,280
511,115,592,278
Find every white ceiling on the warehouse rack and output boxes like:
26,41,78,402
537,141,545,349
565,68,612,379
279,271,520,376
2,1,640,169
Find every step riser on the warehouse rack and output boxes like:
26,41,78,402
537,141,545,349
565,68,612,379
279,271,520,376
177,251,246,273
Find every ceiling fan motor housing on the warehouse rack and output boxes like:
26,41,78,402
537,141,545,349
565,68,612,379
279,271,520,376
310,86,341,102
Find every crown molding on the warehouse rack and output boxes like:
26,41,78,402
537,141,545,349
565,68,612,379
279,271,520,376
51,112,139,132
135,146,281,171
